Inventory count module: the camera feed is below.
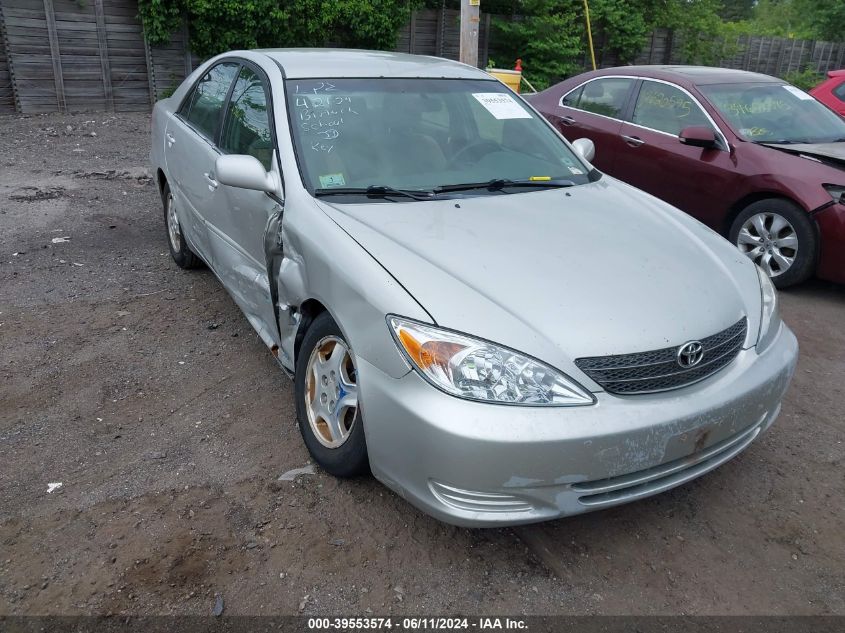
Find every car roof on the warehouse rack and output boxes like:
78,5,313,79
591,65,783,86
256,48,493,80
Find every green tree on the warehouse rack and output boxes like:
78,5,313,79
748,0,845,40
139,0,416,58
590,0,651,63
493,0,585,89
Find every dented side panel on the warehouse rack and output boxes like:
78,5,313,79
268,189,429,378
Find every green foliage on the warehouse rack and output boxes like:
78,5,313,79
784,68,824,91
493,1,584,90
720,0,755,22
589,0,650,63
746,0,845,41
493,0,736,87
138,0,417,58
655,0,728,64
138,0,183,46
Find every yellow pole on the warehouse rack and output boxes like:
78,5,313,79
583,0,597,71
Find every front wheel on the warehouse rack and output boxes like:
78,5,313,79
728,199,817,288
294,312,369,477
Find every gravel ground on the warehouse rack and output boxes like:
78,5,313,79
0,112,843,617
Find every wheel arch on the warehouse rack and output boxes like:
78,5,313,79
722,192,810,237
156,168,168,200
294,298,328,366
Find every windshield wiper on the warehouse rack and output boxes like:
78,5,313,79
433,178,576,194
756,139,811,145
314,185,434,201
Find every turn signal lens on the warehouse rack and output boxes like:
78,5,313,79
388,316,595,406
756,264,781,352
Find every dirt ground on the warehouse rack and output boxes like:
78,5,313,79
0,112,843,617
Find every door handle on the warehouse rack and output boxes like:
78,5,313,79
560,115,576,125
166,132,176,147
204,172,218,191
621,134,645,147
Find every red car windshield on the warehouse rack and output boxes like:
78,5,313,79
701,82,845,144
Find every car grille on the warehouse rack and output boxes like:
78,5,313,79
574,318,747,395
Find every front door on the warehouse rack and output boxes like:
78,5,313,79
611,80,741,228
206,64,283,350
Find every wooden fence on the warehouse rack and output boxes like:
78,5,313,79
0,1,843,115
0,0,196,114
395,7,492,68
590,28,845,78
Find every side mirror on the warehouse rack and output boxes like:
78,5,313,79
215,154,278,193
679,126,718,149
572,137,595,163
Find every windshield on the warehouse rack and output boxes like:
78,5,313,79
700,82,845,144
285,78,592,197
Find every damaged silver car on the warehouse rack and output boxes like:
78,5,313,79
150,49,798,526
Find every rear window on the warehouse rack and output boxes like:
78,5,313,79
834,80,845,103
567,78,634,119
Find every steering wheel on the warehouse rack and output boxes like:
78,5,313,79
449,140,501,167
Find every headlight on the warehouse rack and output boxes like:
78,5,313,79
756,265,781,352
388,316,595,406
823,184,845,204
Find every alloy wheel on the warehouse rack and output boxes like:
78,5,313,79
166,193,182,252
735,212,798,278
304,336,359,449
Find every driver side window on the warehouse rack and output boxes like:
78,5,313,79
220,66,274,170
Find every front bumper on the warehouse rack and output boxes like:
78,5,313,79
816,202,845,284
359,323,798,527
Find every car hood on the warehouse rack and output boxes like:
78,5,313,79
317,179,761,381
763,141,845,169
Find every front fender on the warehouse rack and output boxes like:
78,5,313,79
272,191,431,379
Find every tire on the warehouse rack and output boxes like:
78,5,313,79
294,312,369,477
162,181,202,270
728,198,817,288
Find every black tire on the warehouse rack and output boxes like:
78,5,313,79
294,312,369,477
162,181,202,270
728,198,817,288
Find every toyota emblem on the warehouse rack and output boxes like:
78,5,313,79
677,341,704,368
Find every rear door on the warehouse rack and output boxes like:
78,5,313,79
548,77,636,173
612,79,740,227
164,62,240,264
207,63,282,348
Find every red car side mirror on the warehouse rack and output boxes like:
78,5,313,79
679,126,718,149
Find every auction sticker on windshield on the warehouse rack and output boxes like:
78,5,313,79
782,85,814,100
472,93,532,119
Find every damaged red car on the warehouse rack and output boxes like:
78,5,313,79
528,66,845,287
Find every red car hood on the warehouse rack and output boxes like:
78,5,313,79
764,141,845,167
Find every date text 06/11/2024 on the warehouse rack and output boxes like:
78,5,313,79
307,617,528,630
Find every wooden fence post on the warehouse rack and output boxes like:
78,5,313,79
408,10,417,54
93,0,114,112
434,4,445,57
0,1,20,113
182,15,192,76
43,0,66,112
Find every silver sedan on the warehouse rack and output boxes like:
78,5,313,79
150,49,798,526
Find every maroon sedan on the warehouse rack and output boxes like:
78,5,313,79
527,66,845,287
